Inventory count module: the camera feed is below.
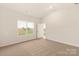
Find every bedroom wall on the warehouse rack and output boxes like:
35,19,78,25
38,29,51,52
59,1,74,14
0,6,39,47
42,5,79,47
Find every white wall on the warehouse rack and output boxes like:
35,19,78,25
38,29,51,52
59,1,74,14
43,5,79,47
0,6,39,47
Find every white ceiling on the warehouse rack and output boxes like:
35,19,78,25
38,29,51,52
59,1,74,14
0,3,79,19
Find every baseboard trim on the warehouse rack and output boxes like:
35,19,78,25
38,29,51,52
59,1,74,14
0,38,41,48
46,39,79,48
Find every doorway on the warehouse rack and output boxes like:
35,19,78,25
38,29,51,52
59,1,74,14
37,23,46,39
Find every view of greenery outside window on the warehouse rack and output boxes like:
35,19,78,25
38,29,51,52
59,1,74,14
17,20,34,35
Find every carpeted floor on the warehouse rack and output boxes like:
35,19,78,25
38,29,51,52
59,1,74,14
0,39,79,56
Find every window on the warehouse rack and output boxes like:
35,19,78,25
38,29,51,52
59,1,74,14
17,20,34,35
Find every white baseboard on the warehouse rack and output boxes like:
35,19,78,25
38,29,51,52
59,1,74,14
46,38,79,48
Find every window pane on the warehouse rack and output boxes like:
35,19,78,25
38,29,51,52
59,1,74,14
27,22,34,28
17,20,34,35
17,20,27,28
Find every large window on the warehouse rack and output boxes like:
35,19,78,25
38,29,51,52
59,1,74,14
17,20,34,35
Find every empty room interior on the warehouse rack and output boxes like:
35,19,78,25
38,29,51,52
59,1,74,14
0,3,79,56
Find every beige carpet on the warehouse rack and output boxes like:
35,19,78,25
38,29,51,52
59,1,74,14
0,39,79,56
